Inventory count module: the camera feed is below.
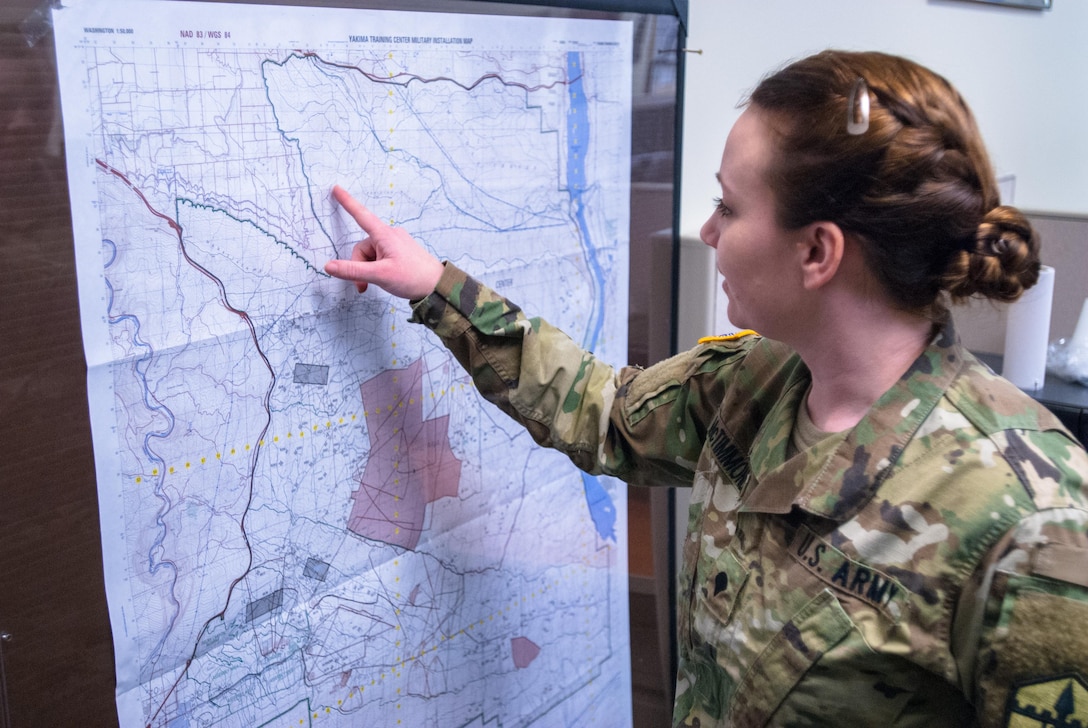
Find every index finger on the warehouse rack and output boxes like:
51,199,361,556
332,185,387,238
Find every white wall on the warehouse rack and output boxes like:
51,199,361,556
672,0,1088,570
679,0,1088,236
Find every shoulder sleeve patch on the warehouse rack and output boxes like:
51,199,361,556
1004,672,1088,727
623,338,752,421
623,349,701,415
978,574,1088,725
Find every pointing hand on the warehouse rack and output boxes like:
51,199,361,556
325,185,445,300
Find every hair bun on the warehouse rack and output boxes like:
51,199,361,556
978,206,1033,257
944,205,1040,302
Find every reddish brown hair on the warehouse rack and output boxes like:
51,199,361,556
748,50,1039,313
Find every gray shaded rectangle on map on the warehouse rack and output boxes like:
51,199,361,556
246,588,284,622
293,363,329,386
303,557,330,582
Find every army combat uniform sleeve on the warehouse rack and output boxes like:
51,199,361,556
408,261,751,488
951,427,1088,727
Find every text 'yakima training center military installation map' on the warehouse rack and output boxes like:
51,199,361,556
53,1,632,725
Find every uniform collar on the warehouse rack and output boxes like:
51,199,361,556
738,319,965,522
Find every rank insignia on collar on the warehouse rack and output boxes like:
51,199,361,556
1004,673,1088,727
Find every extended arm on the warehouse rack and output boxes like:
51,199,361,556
325,186,740,487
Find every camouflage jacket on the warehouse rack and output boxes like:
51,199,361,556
411,262,1088,728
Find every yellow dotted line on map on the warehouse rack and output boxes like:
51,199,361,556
386,62,397,226
132,415,358,483
131,380,475,484
390,320,397,366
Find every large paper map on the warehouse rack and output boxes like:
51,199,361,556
53,2,632,725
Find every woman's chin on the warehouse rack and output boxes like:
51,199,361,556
725,305,747,331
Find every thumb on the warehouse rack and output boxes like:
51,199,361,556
324,259,370,293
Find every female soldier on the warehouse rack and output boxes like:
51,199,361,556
325,50,1088,727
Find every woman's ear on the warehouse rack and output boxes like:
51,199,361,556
798,221,846,291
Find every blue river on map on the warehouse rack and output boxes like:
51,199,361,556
566,51,617,542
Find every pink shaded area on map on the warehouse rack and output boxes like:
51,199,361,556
511,636,541,669
346,358,462,549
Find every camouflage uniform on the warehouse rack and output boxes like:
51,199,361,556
411,262,1088,727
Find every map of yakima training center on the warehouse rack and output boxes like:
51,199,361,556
53,2,633,726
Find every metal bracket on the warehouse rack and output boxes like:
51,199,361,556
0,631,12,728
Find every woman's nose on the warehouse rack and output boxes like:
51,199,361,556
700,216,717,248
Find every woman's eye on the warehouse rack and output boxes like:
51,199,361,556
713,197,732,217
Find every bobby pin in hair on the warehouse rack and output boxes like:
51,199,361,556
847,77,870,135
